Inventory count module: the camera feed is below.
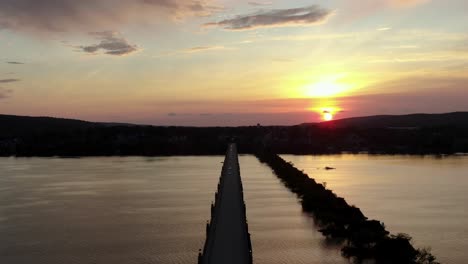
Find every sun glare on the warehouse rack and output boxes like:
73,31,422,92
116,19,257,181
323,111,333,121
304,74,352,98
308,98,341,122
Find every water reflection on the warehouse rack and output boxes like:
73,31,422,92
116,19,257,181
0,156,223,264
0,155,351,264
240,155,349,264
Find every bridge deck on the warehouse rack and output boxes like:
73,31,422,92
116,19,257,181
199,144,252,264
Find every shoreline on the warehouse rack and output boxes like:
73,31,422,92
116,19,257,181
255,149,439,264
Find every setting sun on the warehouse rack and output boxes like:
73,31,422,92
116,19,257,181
309,102,341,123
323,111,333,121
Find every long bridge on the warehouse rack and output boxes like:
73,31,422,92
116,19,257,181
198,143,253,264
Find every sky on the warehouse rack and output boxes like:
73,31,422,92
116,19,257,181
0,0,467,126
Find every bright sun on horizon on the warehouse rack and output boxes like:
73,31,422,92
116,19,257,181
309,103,340,123
323,111,333,121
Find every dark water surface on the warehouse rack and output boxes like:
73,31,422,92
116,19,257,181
281,154,468,264
0,156,346,264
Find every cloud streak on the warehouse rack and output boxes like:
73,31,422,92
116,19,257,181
79,31,139,56
184,46,227,53
0,78,20,83
6,61,25,65
0,87,12,99
0,0,219,33
157,45,231,57
248,1,272,6
204,5,332,30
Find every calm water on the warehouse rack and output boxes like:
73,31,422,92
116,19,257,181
0,157,222,264
0,156,346,264
240,155,347,264
282,154,468,264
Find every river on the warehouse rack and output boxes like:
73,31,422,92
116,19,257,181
1,155,465,263
0,156,345,264
281,154,468,264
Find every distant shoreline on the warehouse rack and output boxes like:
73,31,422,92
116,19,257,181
1,112,468,156
2,152,468,158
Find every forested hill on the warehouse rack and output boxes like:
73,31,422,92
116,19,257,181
1,112,468,156
0,114,97,137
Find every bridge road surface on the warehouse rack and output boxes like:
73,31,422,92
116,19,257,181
201,143,252,264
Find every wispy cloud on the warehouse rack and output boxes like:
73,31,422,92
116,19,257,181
79,31,139,56
383,44,419,49
248,1,272,6
184,46,228,53
6,61,25,65
0,0,220,34
377,27,392,31
204,5,332,30
0,78,20,83
157,45,232,57
0,87,12,99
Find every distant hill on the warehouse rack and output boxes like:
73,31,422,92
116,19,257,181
0,114,97,137
2,112,468,139
303,112,468,129
1,112,468,156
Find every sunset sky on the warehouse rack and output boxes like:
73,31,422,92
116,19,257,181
0,0,467,126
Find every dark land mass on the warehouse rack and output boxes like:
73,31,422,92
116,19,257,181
1,112,468,156
305,112,468,129
0,114,97,137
